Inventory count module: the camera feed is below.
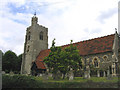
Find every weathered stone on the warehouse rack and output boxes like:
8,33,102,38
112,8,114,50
42,73,48,80
97,70,100,77
103,71,106,77
107,74,113,80
39,74,42,76
21,15,48,75
84,65,90,79
48,73,52,77
21,14,120,79
84,71,90,79
2,71,5,74
68,69,74,80
9,71,14,76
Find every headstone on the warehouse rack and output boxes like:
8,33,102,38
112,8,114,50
84,65,90,79
48,73,52,77
68,68,74,80
40,74,42,76
10,71,14,75
103,71,106,77
42,73,48,80
107,70,110,76
2,71,5,74
97,71,100,77
84,71,90,79
107,74,112,80
53,71,61,80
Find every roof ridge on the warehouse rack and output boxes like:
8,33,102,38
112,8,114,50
39,33,115,53
61,33,115,47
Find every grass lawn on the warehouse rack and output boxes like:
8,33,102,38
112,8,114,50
34,76,118,83
2,74,119,88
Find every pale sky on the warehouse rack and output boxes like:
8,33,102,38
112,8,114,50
0,0,119,55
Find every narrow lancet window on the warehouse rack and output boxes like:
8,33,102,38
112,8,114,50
94,58,98,67
40,31,43,40
28,35,30,40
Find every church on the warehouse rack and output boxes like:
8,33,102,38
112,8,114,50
21,14,120,77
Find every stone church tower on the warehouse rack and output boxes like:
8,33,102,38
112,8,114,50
21,14,48,74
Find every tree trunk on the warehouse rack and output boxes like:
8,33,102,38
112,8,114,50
62,73,66,79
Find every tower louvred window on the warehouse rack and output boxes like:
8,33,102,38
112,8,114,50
40,31,43,40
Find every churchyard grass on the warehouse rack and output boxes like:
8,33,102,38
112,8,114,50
2,74,119,88
34,76,118,83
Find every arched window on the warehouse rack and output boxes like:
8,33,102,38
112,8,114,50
39,31,43,40
94,58,98,68
103,55,108,60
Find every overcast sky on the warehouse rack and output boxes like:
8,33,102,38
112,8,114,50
0,0,119,55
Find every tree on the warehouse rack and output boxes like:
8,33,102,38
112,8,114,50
16,54,22,73
60,40,82,79
44,39,62,79
2,50,18,73
44,39,82,79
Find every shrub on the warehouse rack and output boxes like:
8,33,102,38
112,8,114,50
2,74,40,88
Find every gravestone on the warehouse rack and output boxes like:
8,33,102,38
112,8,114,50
52,72,61,80
84,71,90,79
39,73,42,76
54,71,61,80
2,71,5,74
10,71,14,76
68,68,74,80
84,65,90,79
48,73,52,77
42,73,48,80
106,74,113,80
97,71,100,77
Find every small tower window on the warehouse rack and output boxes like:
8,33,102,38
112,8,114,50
28,35,30,40
27,46,30,52
40,31,43,40
94,58,98,68
28,32,31,40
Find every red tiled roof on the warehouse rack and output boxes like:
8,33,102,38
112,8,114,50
35,60,46,69
35,34,115,69
35,49,50,69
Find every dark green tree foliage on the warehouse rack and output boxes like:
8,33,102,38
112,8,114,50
2,50,22,73
16,54,22,73
44,39,82,79
64,40,82,70
61,40,82,78
44,39,62,75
